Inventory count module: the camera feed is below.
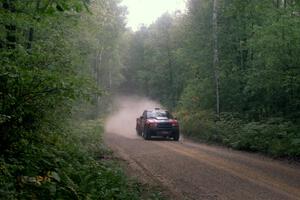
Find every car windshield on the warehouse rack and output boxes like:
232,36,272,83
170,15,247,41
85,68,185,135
147,111,172,119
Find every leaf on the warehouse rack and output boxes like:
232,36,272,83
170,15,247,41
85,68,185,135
50,171,61,182
292,139,300,146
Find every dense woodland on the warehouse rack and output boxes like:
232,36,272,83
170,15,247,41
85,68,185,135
121,0,300,157
0,0,149,199
0,0,300,199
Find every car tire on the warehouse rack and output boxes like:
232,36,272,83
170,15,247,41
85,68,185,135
173,132,180,141
143,128,151,140
142,130,145,138
136,128,141,136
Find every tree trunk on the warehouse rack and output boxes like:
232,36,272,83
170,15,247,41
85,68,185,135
27,27,34,49
3,0,16,49
212,0,220,117
27,0,41,50
165,28,175,107
94,46,104,118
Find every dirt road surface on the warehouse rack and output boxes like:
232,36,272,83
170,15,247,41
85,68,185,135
104,96,300,200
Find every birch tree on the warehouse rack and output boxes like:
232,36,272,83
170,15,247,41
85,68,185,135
212,0,220,117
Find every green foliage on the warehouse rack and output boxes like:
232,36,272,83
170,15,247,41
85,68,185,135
0,120,148,199
177,110,300,157
0,0,99,150
237,119,300,156
0,0,158,199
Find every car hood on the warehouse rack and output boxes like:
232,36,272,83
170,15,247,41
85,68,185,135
155,117,169,120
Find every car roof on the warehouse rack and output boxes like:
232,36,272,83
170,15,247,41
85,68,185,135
145,109,168,112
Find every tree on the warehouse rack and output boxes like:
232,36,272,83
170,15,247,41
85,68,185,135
212,0,220,116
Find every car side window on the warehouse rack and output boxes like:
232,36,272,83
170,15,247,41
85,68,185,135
143,111,147,119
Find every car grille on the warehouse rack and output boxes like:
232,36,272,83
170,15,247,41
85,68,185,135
157,122,172,128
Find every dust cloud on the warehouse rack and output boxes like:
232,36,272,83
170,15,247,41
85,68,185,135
105,96,162,138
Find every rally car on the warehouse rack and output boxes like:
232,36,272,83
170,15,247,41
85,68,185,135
136,108,180,141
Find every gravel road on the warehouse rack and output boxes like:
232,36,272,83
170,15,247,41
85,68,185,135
105,133,300,200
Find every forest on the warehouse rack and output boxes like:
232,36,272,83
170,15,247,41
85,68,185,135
121,0,300,157
0,0,299,199
0,0,148,199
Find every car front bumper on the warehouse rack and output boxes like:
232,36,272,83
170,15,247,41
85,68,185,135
148,127,179,137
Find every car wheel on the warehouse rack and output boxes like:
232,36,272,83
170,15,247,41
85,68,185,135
142,130,145,138
136,128,141,136
143,128,151,140
173,133,179,141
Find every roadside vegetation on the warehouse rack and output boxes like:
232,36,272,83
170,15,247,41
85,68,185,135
120,0,300,158
0,0,164,199
1,119,145,199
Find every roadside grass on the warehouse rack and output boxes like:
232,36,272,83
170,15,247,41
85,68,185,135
0,119,166,200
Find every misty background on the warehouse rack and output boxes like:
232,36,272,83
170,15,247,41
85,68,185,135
105,96,161,138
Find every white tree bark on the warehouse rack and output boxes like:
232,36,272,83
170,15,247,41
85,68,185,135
95,46,104,116
213,0,220,117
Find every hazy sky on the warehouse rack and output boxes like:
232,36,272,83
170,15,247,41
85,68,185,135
121,0,186,31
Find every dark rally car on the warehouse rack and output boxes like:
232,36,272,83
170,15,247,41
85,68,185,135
136,108,180,141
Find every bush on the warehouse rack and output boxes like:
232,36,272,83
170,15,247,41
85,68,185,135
0,120,147,200
238,119,300,157
177,109,300,158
